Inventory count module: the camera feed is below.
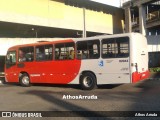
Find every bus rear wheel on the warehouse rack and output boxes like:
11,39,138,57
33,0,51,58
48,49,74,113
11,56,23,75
80,72,97,90
19,73,30,87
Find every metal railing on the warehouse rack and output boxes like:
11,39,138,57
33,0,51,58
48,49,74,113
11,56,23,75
132,17,139,26
131,10,160,27
147,10,160,22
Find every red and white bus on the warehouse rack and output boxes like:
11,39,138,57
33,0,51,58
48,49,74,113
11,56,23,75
5,33,149,90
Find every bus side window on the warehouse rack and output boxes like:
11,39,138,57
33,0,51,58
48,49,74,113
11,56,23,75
19,47,34,62
55,48,60,60
55,42,75,60
102,37,129,58
44,45,53,60
19,49,26,62
36,45,53,61
76,40,100,59
36,46,45,61
77,41,87,59
102,38,118,58
117,38,129,57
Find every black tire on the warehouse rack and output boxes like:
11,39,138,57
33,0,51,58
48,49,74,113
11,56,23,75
19,73,31,87
80,72,97,90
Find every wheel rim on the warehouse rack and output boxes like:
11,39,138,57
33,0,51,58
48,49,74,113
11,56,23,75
22,76,29,85
83,76,93,88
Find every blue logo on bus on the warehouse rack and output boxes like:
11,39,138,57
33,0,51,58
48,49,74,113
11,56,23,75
98,60,104,67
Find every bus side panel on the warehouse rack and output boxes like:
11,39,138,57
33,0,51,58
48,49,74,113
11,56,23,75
5,65,19,83
29,59,81,84
5,62,40,83
98,58,130,84
70,58,130,85
23,62,43,83
50,59,81,84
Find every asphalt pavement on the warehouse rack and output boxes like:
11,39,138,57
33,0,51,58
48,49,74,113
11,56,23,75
0,79,160,120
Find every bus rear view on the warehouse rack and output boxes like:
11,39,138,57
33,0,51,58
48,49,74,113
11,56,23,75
130,33,149,83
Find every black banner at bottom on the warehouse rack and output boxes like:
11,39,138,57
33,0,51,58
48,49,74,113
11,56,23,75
0,111,159,117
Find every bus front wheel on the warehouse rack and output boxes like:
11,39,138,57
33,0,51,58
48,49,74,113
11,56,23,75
80,72,97,90
19,73,30,87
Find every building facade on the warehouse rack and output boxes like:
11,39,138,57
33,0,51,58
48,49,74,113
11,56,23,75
0,0,125,74
122,0,160,67
0,0,124,38
122,0,160,36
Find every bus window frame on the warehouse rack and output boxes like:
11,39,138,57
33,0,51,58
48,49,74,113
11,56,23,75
54,42,75,61
35,44,53,62
101,37,130,59
18,46,34,62
76,39,100,60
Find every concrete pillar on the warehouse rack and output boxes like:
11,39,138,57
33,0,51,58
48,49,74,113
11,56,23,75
83,7,86,38
124,7,132,33
139,4,146,36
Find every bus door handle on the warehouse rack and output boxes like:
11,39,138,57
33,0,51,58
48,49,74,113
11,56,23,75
135,63,138,72
17,63,25,68
131,63,138,72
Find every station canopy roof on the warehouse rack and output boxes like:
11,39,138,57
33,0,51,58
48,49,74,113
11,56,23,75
63,0,119,14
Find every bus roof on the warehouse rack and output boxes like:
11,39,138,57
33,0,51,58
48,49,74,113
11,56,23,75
8,32,144,51
75,32,143,41
8,39,73,50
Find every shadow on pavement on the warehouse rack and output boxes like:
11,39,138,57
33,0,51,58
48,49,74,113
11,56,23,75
4,82,122,90
98,84,123,89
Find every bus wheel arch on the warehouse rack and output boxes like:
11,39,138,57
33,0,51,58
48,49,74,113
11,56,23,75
80,71,97,90
19,72,31,87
